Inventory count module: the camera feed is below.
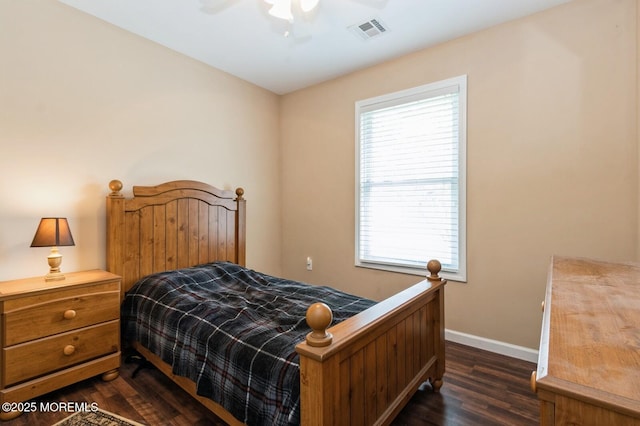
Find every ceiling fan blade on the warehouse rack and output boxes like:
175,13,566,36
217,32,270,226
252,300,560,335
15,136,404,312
349,0,389,8
199,0,238,14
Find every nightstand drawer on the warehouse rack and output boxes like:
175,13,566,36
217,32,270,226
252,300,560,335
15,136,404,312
3,290,120,346
2,320,119,387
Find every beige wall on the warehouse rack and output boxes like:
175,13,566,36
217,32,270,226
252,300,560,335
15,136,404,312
280,0,638,349
0,1,282,280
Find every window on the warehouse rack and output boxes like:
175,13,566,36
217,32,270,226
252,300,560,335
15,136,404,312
355,75,467,281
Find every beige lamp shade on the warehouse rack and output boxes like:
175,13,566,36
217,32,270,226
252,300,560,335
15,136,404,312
31,218,75,281
31,218,75,247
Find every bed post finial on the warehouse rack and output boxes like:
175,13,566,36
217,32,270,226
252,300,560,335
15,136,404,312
109,180,123,197
235,187,244,200
427,259,442,282
305,302,333,347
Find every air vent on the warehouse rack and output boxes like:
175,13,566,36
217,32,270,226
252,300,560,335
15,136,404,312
349,18,388,40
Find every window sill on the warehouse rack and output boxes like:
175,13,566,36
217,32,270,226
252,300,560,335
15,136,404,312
355,261,466,283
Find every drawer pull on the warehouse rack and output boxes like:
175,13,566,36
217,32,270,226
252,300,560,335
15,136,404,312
530,370,537,393
63,309,77,320
63,345,75,356
541,301,545,312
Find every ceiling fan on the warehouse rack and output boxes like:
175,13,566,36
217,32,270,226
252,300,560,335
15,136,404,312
199,0,319,20
199,0,388,43
264,0,320,22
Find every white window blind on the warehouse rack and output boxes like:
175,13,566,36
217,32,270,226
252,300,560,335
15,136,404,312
355,76,466,281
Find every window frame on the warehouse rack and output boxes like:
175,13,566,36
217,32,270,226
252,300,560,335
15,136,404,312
354,75,467,282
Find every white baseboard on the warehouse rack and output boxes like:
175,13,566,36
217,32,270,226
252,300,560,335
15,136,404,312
445,329,539,363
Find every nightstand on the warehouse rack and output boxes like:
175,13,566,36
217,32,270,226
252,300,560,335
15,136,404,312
0,270,121,420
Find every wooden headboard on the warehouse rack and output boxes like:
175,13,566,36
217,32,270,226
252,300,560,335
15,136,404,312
106,179,246,294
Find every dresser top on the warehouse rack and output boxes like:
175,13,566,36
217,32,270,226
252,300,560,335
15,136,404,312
0,270,120,300
538,256,640,416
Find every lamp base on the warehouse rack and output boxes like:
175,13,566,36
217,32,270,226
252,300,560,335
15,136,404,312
45,271,66,281
45,247,65,281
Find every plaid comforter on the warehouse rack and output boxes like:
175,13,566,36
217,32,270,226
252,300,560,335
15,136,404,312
121,262,375,425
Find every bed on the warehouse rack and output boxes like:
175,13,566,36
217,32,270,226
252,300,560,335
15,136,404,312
106,179,446,426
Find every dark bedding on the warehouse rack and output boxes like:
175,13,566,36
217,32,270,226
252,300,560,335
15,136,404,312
121,261,376,425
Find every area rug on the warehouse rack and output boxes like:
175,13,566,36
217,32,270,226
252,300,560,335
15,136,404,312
52,408,146,426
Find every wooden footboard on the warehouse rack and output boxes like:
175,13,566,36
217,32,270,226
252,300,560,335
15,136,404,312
296,262,445,426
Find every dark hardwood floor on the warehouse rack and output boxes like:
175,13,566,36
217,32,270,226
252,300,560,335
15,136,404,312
7,341,538,426
391,341,539,426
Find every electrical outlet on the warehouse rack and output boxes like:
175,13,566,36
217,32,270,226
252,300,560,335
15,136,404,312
306,256,313,271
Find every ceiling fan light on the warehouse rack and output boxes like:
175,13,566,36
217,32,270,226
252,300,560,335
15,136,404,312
268,0,293,21
299,0,320,13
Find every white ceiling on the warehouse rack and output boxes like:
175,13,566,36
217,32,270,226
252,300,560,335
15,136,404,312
58,0,571,95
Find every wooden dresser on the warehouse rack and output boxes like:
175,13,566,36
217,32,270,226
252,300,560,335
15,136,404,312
0,270,121,420
532,256,640,425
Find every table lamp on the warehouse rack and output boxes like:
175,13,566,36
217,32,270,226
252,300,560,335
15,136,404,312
30,217,75,281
